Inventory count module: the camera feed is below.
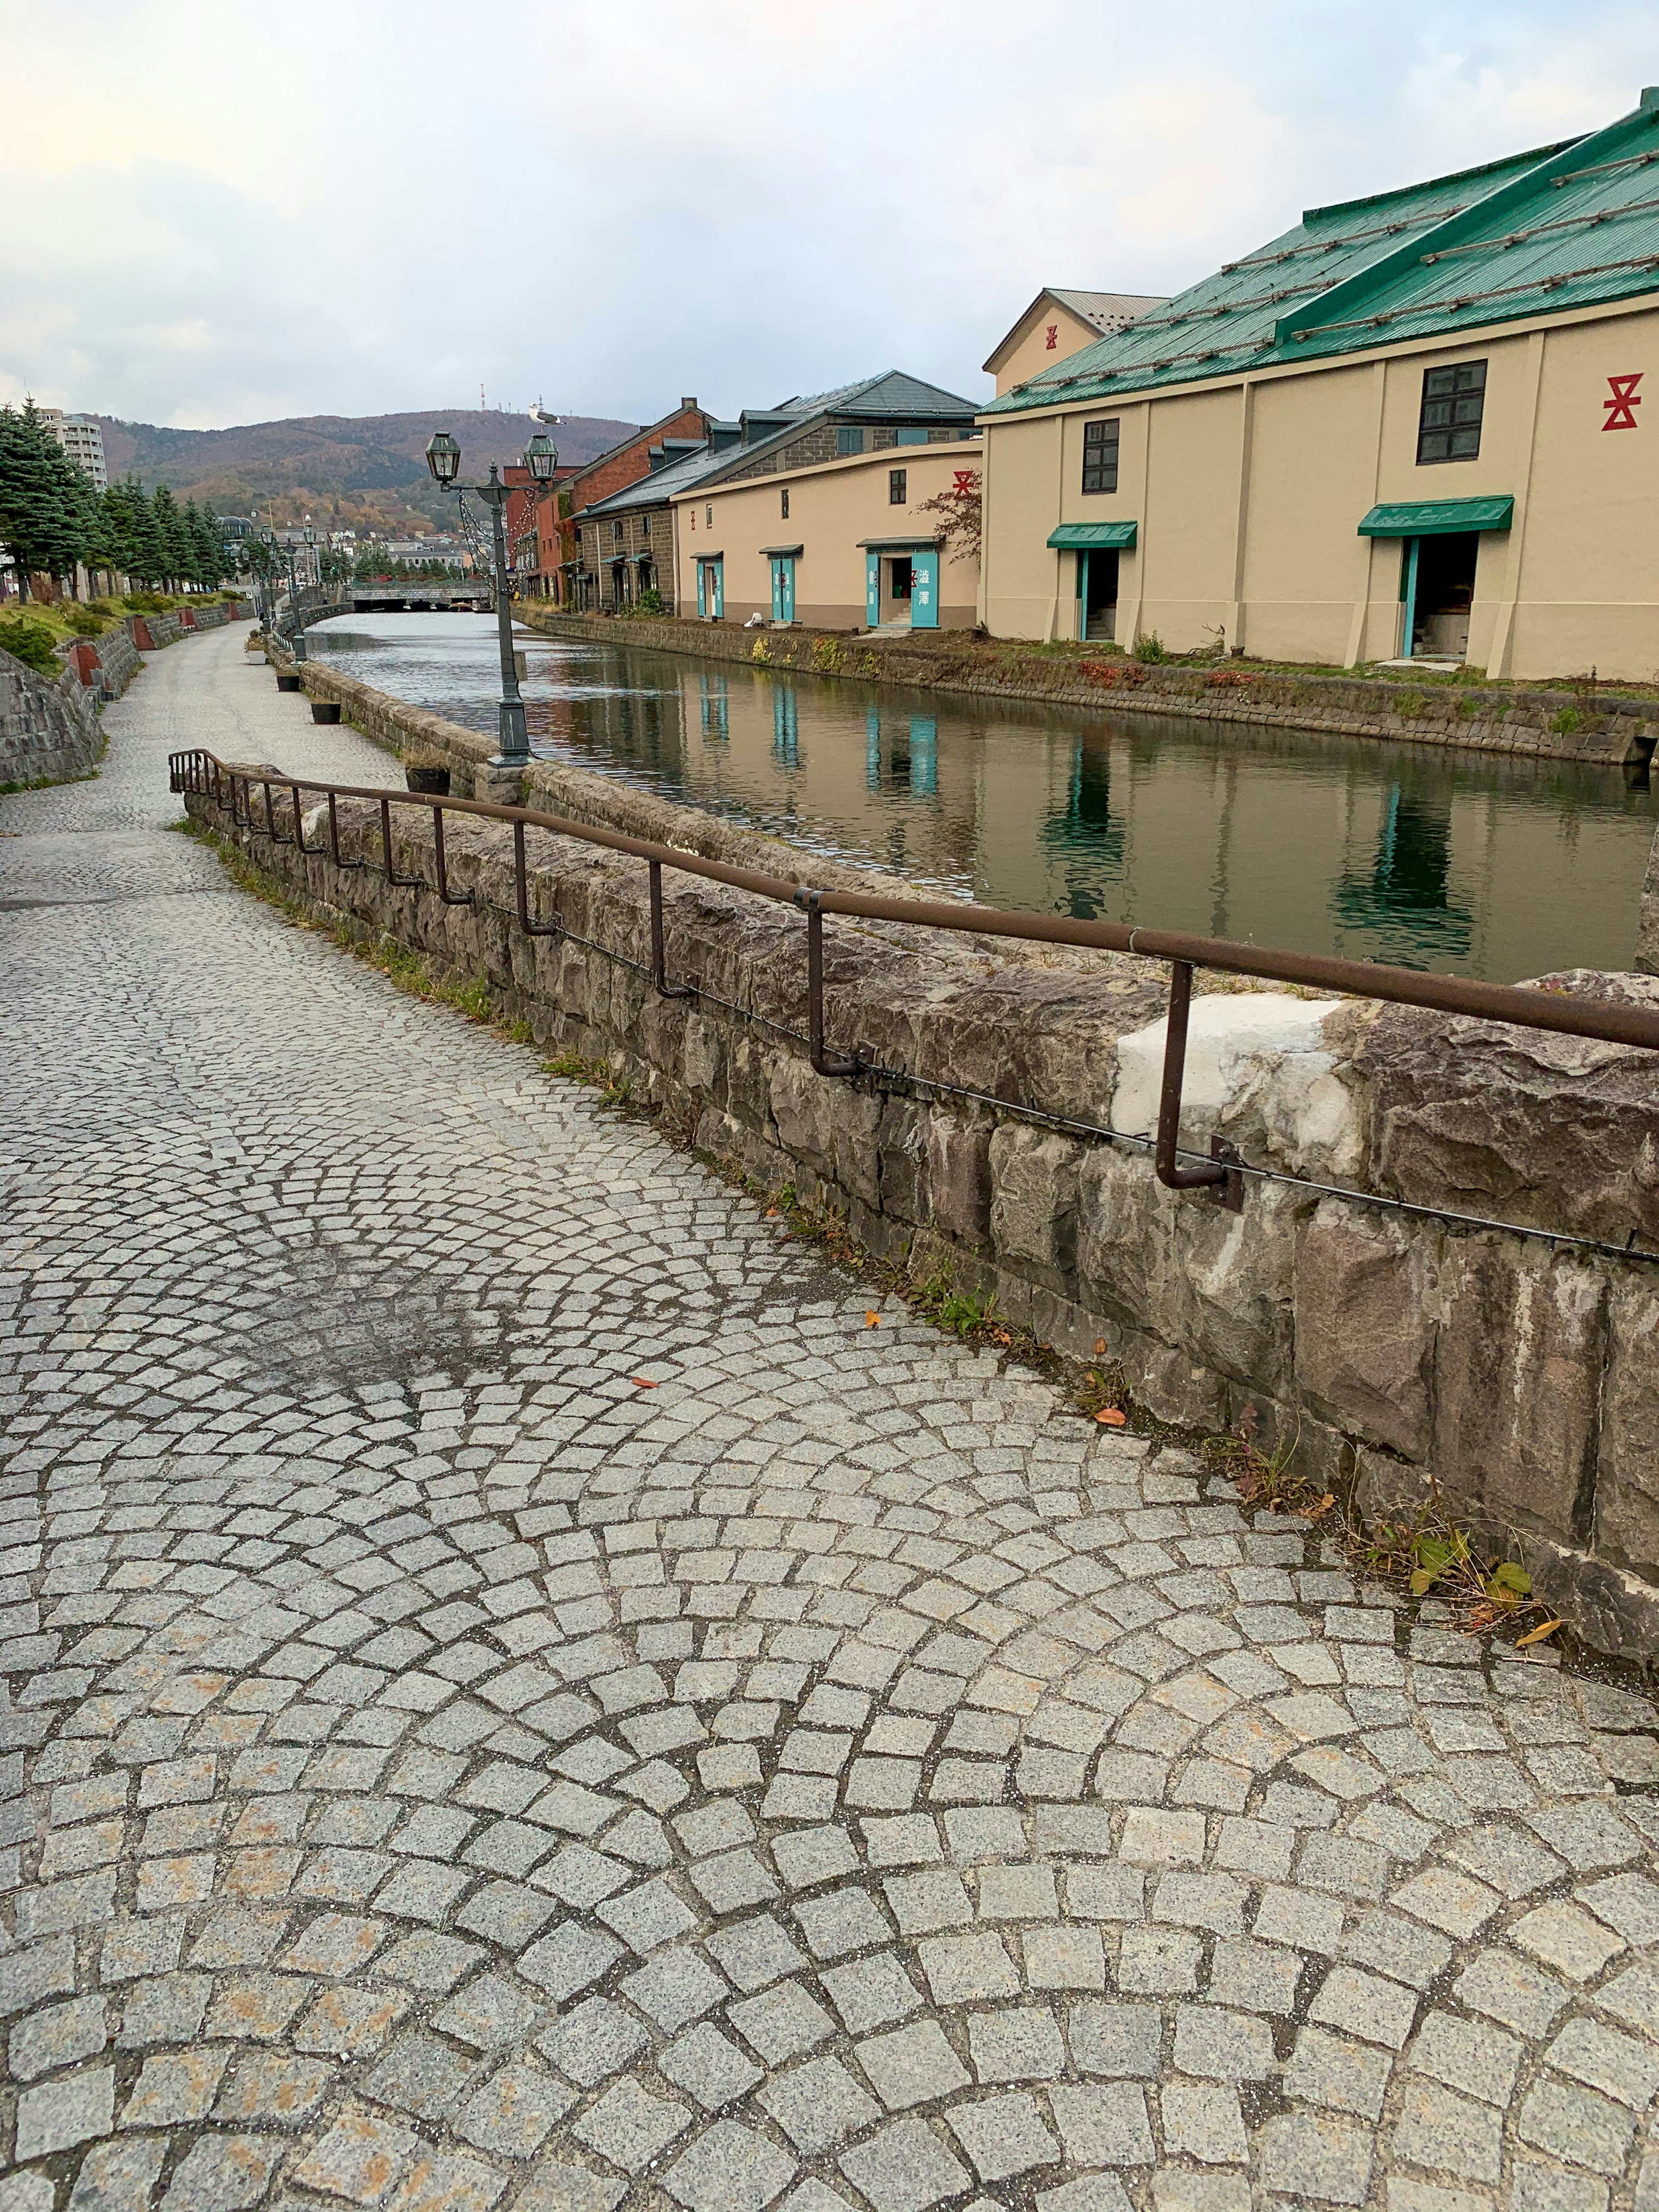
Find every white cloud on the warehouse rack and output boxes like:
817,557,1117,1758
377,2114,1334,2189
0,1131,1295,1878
1,0,1653,426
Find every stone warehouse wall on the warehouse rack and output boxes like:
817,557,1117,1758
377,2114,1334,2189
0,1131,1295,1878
519,609,1654,767
0,644,103,787
186,758,1659,1657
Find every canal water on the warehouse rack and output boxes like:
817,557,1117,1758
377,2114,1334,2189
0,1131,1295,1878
306,613,1658,984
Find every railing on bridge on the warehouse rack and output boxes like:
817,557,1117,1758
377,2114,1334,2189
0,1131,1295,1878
169,745,1659,1265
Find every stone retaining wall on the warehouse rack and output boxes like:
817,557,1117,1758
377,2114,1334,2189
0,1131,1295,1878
187,743,1659,1659
520,608,1655,766
1,645,102,787
55,625,142,704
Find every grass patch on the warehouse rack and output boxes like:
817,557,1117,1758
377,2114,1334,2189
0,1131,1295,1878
1204,1418,1561,1646
0,763,102,796
542,1049,632,1108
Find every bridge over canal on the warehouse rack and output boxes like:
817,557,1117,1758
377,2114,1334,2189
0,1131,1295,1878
346,578,493,613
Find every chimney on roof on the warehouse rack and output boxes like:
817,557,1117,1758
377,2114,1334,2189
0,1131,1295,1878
681,397,698,410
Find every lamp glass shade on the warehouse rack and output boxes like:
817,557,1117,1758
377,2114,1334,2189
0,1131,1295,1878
426,431,462,485
302,525,317,546
524,432,558,481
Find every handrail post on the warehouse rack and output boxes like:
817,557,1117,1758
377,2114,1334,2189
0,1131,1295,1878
1154,960,1243,1206
380,796,422,887
513,818,562,938
648,859,693,999
796,891,861,1078
432,804,471,906
262,779,292,844
327,790,362,870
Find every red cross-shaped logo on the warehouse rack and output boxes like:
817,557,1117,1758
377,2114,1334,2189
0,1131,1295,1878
1604,372,1643,430
1045,323,1058,350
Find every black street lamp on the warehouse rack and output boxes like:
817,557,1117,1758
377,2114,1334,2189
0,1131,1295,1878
268,527,308,660
426,429,558,765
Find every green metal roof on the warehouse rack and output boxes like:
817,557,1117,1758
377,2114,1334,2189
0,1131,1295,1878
1358,496,1513,537
987,89,1659,417
1048,521,1138,549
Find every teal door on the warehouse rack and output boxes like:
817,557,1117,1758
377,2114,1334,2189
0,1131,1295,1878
1399,538,1421,657
865,552,880,628
696,563,707,618
770,557,795,623
912,546,939,629
701,558,723,619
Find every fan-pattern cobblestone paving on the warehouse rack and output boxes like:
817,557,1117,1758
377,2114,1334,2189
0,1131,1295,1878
2,624,1657,2212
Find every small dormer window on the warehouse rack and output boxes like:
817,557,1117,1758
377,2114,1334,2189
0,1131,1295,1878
836,428,865,456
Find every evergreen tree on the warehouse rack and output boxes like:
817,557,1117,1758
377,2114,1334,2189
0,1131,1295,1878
105,476,163,586
99,480,139,581
151,483,190,589
196,503,226,589
0,402,89,597
181,499,206,589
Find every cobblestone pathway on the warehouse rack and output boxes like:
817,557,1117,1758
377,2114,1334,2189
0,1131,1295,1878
3,625,1658,2212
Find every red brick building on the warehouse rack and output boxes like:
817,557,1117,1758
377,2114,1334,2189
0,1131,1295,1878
506,462,578,600
563,401,714,608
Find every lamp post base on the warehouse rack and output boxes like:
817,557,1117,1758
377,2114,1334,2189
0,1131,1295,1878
497,699,529,761
475,760,528,807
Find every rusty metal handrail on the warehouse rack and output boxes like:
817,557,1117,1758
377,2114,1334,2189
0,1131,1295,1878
168,748,1659,1251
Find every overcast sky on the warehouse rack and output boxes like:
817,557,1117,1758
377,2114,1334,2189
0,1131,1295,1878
2,0,1654,431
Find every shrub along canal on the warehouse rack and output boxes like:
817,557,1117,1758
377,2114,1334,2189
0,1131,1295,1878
306,612,1659,984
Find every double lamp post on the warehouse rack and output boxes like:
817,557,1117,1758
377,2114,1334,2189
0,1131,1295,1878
426,429,557,769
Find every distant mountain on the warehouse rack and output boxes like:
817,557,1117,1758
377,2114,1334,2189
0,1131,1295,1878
92,407,641,534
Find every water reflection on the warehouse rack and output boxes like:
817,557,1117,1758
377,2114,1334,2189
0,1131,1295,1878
1332,786,1474,962
305,614,1657,982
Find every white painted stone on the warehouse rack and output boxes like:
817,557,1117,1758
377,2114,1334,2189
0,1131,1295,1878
1109,992,1360,1176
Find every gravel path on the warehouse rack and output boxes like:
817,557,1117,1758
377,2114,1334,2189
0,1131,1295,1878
2,622,1656,2212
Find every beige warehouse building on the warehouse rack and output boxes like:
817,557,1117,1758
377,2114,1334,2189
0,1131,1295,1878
979,89,1659,683
673,439,982,632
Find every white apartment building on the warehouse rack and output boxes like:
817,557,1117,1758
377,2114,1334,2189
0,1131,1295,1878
38,407,108,491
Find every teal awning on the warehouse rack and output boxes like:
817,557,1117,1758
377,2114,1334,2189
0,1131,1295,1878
1049,521,1138,550
1357,496,1513,538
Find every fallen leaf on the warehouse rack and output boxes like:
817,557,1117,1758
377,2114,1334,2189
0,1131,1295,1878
630,1377,659,1389
864,1312,880,1328
1095,1408,1127,1426
1093,1339,1107,1356
1300,1493,1336,1521
1516,1617,1565,1647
